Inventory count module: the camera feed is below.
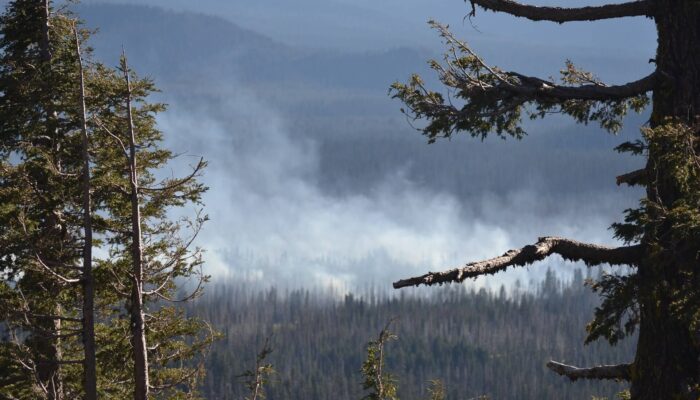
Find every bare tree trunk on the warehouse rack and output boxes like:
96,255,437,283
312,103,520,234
73,25,97,400
631,1,700,398
122,54,150,400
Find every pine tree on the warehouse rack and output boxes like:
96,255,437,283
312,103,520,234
86,48,213,400
0,2,91,397
361,321,398,400
0,1,216,398
238,336,275,400
390,1,700,398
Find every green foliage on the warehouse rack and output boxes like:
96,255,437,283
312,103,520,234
361,320,399,400
426,380,446,400
591,389,631,400
586,274,639,345
0,1,216,398
389,21,647,143
238,336,276,400
359,322,454,400
590,121,700,348
0,2,91,397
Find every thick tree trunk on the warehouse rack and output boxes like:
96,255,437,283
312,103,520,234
631,1,700,398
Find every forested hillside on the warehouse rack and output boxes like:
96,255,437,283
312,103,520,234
70,3,646,290
189,271,634,399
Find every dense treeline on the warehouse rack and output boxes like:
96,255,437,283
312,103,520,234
190,270,634,399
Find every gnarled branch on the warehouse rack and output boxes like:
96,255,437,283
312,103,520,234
503,71,657,102
546,360,631,381
468,0,653,23
391,23,655,141
393,236,641,289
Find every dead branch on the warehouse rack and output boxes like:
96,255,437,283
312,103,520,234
393,236,642,289
547,360,631,381
141,157,206,193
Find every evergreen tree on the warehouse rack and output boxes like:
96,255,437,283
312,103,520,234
238,336,275,400
0,2,90,397
0,1,215,398
89,53,212,399
391,1,700,398
361,321,399,400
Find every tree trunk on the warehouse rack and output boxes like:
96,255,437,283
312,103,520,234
124,58,150,400
631,1,700,398
74,25,97,400
39,0,51,62
35,2,64,398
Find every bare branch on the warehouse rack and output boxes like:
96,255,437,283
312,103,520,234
393,236,642,289
546,360,631,381
92,117,129,162
141,157,206,192
505,71,657,101
468,0,653,23
33,252,80,285
36,358,85,366
15,213,81,284
19,313,82,323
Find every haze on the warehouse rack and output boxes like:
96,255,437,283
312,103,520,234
53,0,659,290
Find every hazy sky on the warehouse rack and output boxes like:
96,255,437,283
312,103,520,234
83,0,656,55
39,0,658,291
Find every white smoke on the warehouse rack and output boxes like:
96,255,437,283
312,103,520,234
158,87,631,293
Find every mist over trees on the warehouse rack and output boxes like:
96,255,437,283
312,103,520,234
192,272,634,400
1,0,698,399
72,3,647,289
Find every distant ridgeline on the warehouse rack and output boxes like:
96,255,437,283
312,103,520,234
188,270,634,400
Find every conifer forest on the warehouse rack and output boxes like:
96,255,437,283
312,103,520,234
1,0,699,399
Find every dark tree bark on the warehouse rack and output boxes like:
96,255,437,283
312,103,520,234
39,0,51,62
467,0,653,23
631,1,700,398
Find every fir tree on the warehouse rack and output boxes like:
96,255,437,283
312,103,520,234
0,2,91,397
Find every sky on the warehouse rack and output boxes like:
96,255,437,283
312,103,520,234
83,0,656,57
47,0,659,292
